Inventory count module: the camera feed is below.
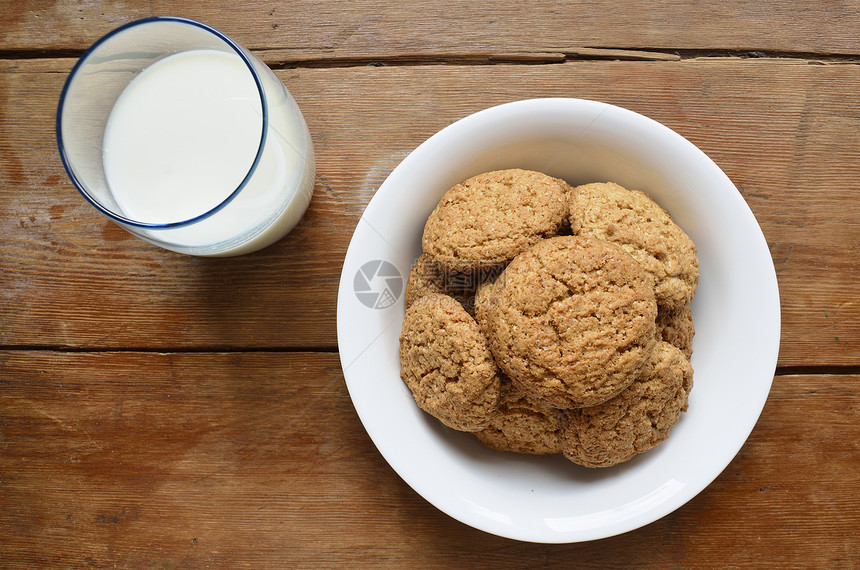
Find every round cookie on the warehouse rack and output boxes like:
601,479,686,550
656,303,695,360
422,169,569,273
569,182,698,309
475,376,562,455
478,235,658,409
399,293,501,431
560,341,694,468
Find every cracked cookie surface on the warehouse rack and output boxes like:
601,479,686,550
422,169,569,273
656,303,695,360
560,341,694,468
476,235,657,409
569,182,698,308
474,376,562,455
399,293,501,431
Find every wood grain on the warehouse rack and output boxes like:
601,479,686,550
2,58,859,365
1,351,857,567
3,1,860,58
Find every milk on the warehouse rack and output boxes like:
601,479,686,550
102,49,314,256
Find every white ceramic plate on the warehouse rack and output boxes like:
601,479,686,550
336,98,780,543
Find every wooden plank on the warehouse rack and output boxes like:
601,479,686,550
3,1,860,58
1,351,857,566
2,58,859,364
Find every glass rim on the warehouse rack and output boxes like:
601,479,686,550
55,16,269,229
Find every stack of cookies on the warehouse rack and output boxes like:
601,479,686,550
398,169,697,468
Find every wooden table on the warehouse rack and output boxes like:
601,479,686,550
2,2,859,566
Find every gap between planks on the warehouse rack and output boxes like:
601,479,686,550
1,346,859,377
0,345,340,354
2,47,860,67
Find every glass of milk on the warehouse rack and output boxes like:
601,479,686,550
56,17,315,256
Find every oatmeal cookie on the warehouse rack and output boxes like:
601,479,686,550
656,303,695,360
422,169,569,273
478,235,658,409
475,376,562,455
569,182,698,308
399,293,501,431
560,341,694,468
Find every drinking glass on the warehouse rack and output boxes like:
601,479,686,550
57,16,315,256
